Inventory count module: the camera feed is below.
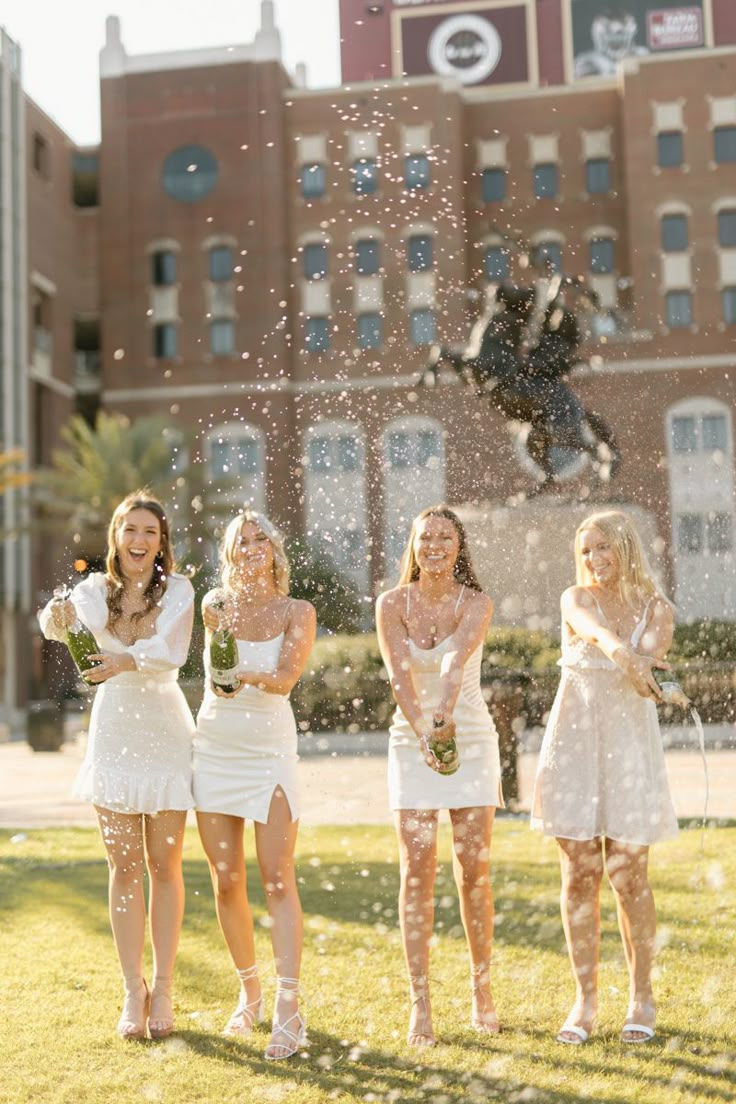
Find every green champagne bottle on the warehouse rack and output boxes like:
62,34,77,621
209,596,241,694
53,586,100,682
428,717,460,775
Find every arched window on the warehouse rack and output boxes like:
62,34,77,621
381,417,446,582
666,398,735,618
303,420,368,592
206,423,266,513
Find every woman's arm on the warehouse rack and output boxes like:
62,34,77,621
434,592,494,719
636,597,674,660
376,587,428,737
236,600,317,696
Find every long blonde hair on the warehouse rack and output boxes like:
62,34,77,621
398,505,483,591
105,491,173,626
220,509,290,595
575,510,664,609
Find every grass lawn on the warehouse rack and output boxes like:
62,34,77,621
1,820,734,1104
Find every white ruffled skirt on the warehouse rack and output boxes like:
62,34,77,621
73,671,195,814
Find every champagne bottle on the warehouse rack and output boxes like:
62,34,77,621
52,586,100,682
653,667,690,708
209,595,241,694
428,716,460,775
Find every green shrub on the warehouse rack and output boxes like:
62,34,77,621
670,620,736,664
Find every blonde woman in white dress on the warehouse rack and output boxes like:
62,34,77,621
39,492,196,1042
376,505,504,1048
193,510,316,1061
531,510,679,1046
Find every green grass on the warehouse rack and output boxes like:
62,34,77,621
1,821,734,1104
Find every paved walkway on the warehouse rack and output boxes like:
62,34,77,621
0,732,732,828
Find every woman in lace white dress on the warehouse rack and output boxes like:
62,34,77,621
376,505,504,1048
531,510,678,1046
39,491,195,1042
193,511,316,1061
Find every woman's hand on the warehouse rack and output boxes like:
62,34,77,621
202,605,221,632
84,652,136,684
211,679,244,699
431,713,456,745
51,599,76,633
613,647,669,700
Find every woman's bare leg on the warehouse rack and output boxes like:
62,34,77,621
394,809,439,1045
449,805,498,1032
605,840,656,1040
556,837,604,1041
144,810,187,1034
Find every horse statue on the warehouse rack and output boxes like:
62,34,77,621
419,275,621,489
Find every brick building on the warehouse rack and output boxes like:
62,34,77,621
2,0,735,726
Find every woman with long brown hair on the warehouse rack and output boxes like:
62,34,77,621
39,491,195,1041
376,505,504,1048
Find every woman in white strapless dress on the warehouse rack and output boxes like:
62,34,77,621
531,510,679,1047
39,492,195,1043
192,510,316,1061
376,506,504,1048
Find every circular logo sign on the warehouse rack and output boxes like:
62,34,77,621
427,14,502,85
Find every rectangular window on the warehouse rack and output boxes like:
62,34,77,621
718,210,736,248
677,514,703,553
657,131,683,168
71,152,99,207
355,238,379,276
532,242,563,273
702,414,728,451
304,316,330,352
416,430,440,467
481,168,506,203
590,238,615,274
404,154,430,190
714,126,736,164
32,132,49,178
337,435,360,472
671,415,697,452
410,308,437,346
722,287,736,325
300,162,326,198
210,319,235,355
236,438,259,475
209,246,233,282
707,513,733,553
533,163,558,199
661,214,688,252
307,437,331,472
153,323,177,359
303,242,328,280
152,250,176,287
210,439,231,477
585,158,610,195
407,234,433,273
484,246,509,282
387,431,410,469
665,290,692,328
352,158,378,195
357,312,383,350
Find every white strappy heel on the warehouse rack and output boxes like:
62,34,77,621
264,977,307,1060
223,964,265,1038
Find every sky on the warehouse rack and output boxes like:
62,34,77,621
0,0,341,145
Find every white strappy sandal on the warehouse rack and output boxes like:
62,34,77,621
264,977,307,1060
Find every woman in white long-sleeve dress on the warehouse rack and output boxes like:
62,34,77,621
192,511,316,1061
39,492,195,1042
531,510,678,1046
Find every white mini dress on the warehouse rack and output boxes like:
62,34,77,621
39,572,196,815
387,589,504,812
193,633,300,824
531,602,679,846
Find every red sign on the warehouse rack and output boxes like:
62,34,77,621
647,7,704,50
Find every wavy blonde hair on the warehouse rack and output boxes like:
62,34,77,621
105,490,173,626
575,510,665,609
220,509,290,596
398,505,483,591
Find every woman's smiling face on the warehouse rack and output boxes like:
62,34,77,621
115,508,162,580
413,515,460,577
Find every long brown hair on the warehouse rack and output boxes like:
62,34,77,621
398,505,483,591
105,491,173,625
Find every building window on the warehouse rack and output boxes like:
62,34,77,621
589,238,615,274
708,512,733,553
585,158,610,194
305,316,330,352
71,152,99,207
210,320,235,356
661,214,688,252
670,413,728,453
481,168,506,203
32,133,50,178
410,309,436,346
532,241,563,273
407,234,433,273
665,291,692,328
717,210,736,248
671,415,697,452
308,434,361,473
534,163,558,199
300,163,326,198
702,414,728,452
484,246,509,281
209,245,233,282
162,145,218,202
153,323,177,359
210,436,260,476
404,154,430,190
677,514,703,553
352,158,378,195
358,312,383,349
714,127,736,164
387,428,441,470
355,238,380,276
722,287,736,325
152,250,176,287
657,131,683,168
303,242,328,280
